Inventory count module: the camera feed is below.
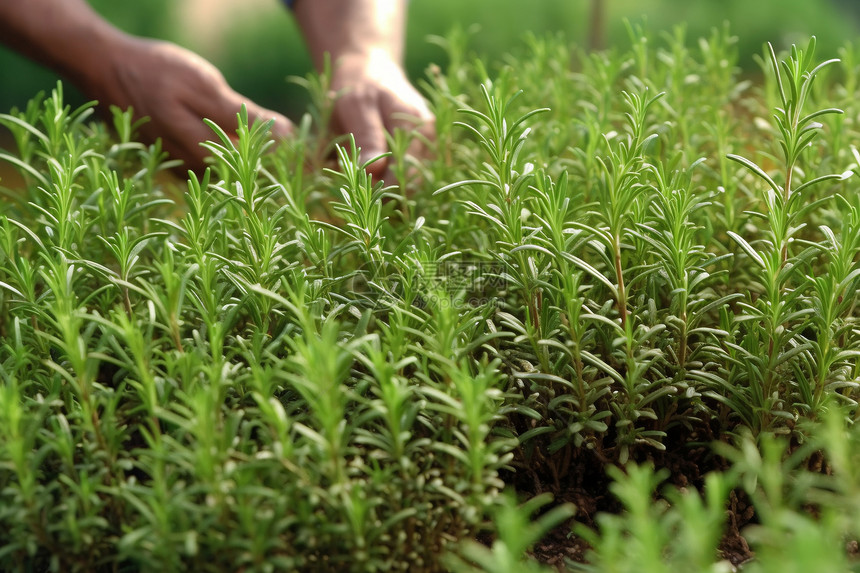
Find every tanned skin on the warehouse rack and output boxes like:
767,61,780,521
0,0,434,174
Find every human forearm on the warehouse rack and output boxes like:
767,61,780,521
0,0,292,171
293,0,406,69
0,0,128,92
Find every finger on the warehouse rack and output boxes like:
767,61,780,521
156,128,208,174
408,116,437,164
133,103,212,173
383,104,437,176
382,87,435,131
197,87,293,142
336,92,390,179
243,102,294,140
167,114,218,173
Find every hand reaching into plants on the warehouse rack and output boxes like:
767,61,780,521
294,0,436,179
0,0,293,172
89,37,295,171
329,50,435,180
0,0,432,176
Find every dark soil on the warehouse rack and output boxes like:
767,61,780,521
504,418,759,570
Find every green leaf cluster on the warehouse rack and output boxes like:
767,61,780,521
3,24,860,571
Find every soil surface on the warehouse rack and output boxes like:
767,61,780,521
504,419,759,569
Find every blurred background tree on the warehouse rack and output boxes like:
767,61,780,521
0,0,858,121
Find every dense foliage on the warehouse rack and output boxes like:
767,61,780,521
2,26,860,571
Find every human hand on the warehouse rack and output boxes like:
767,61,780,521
292,0,434,181
85,36,293,171
329,51,435,180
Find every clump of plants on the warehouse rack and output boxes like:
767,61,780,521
2,23,860,572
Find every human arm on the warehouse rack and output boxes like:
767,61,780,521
293,0,435,178
0,0,292,171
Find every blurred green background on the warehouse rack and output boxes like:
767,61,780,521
0,0,858,121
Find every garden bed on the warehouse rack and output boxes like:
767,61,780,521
2,26,860,572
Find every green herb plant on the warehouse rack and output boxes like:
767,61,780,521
2,26,860,572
